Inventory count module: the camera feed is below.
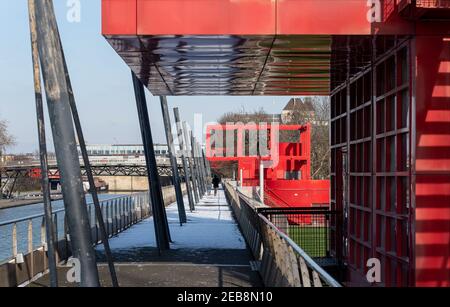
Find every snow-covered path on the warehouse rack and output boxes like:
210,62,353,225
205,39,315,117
98,189,247,251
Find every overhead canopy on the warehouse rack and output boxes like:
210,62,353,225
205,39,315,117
102,0,375,96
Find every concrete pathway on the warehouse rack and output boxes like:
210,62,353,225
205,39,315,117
29,189,262,287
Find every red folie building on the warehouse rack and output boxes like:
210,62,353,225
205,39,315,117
102,0,450,287
206,123,330,209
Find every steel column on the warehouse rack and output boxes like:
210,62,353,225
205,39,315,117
27,0,58,287
192,137,204,196
160,97,186,224
33,0,99,287
201,149,212,194
173,108,196,211
183,122,200,201
240,168,243,187
60,43,119,287
259,161,264,203
132,72,170,252
196,141,208,195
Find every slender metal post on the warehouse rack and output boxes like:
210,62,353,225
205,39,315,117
59,45,118,287
173,108,195,211
240,168,243,187
191,137,203,196
259,161,265,203
160,97,186,224
195,142,204,194
28,0,58,287
205,152,212,178
199,144,209,193
183,122,200,202
193,136,205,197
205,149,212,177
193,136,206,196
201,148,211,195
34,0,100,287
196,141,207,195
195,141,206,197
132,72,170,252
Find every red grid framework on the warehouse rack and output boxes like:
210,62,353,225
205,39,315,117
330,38,412,286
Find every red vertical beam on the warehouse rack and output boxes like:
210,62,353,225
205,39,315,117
414,35,450,287
304,124,312,180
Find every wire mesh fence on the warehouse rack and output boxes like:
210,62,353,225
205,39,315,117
258,207,337,258
224,182,341,287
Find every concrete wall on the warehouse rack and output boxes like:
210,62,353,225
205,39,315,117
98,176,175,192
161,183,187,206
98,176,149,191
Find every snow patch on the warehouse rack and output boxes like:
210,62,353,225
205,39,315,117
98,190,246,250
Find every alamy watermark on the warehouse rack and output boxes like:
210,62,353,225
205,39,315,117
366,258,381,283
367,0,382,23
66,257,81,283
171,114,281,168
66,0,81,23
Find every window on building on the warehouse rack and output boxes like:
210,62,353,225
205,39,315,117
285,171,301,180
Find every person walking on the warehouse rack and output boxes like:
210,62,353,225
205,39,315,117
212,175,221,196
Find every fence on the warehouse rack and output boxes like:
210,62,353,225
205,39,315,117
258,207,337,259
224,181,341,287
0,191,153,287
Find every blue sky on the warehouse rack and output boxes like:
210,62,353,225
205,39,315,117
0,0,297,154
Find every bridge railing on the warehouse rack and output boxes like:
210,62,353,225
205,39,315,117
224,181,341,287
0,192,150,287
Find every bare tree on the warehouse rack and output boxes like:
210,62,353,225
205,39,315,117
218,107,270,125
0,119,15,161
310,97,330,180
282,97,330,179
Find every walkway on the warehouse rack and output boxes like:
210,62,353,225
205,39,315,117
29,189,262,287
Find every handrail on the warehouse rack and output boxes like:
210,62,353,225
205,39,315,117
258,213,341,287
0,194,132,227
226,181,341,287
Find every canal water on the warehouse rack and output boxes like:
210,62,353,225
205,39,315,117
0,194,124,263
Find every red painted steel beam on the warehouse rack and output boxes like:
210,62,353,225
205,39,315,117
277,0,371,35
102,0,372,36
102,0,137,35
137,0,276,35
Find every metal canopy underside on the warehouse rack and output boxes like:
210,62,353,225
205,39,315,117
105,35,337,96
102,0,377,96
105,34,388,96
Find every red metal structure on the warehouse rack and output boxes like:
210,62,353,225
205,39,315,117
206,123,330,208
102,0,450,287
